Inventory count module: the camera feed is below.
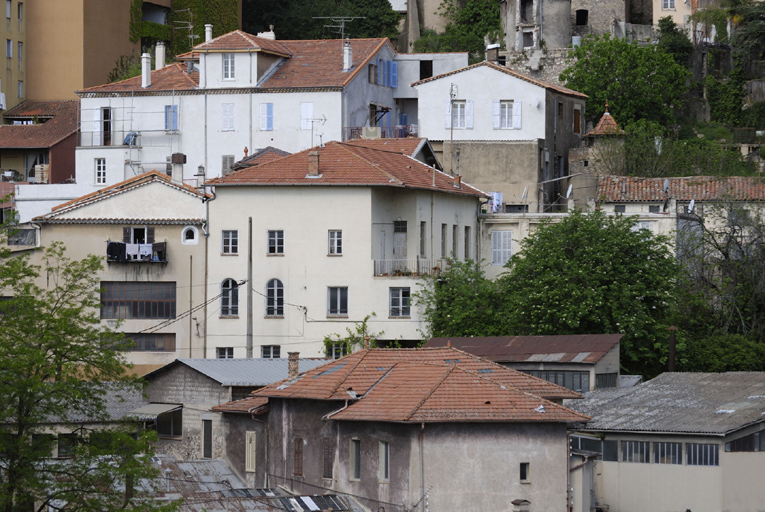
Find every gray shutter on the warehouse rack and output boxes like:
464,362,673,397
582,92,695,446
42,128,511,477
513,101,522,129
444,100,452,130
147,227,155,243
123,227,131,243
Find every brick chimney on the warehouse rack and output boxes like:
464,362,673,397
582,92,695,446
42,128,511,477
308,151,320,176
454,175,462,188
288,352,299,380
141,53,151,88
205,24,213,42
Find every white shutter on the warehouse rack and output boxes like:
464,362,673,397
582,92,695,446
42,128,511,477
245,431,256,472
260,103,268,131
444,100,452,130
465,99,474,129
222,103,234,131
92,108,102,146
492,100,500,129
300,102,313,130
491,231,513,266
512,101,522,129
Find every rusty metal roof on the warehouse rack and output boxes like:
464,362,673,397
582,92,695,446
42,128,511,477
424,335,622,364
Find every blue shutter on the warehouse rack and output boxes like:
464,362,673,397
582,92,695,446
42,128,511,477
377,58,382,85
390,62,398,88
267,103,274,131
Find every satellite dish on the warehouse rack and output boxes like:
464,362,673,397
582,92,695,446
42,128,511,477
566,184,573,198
521,186,528,200
688,199,695,213
663,178,670,194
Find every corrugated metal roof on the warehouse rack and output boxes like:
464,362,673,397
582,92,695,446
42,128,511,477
569,372,765,435
145,358,329,387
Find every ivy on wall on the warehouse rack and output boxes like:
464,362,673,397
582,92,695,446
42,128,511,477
169,0,239,56
141,21,172,43
129,0,143,43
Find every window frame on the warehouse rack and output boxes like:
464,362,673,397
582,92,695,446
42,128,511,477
653,442,682,464
100,281,176,319
262,345,281,359
491,231,513,266
268,230,284,255
350,438,361,480
221,278,239,317
379,441,390,482
221,103,234,131
499,100,514,129
164,104,179,131
223,53,235,79
222,230,238,255
663,0,675,8
328,230,342,255
520,462,530,482
95,158,106,185
217,347,234,359
327,286,348,317
265,278,284,317
260,102,274,131
686,443,719,466
202,419,212,458
464,226,471,260
621,440,650,463
293,437,304,477
452,100,466,129
125,333,176,352
245,431,257,472
389,287,411,318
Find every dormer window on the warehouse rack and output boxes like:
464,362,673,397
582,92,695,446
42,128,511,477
223,53,235,80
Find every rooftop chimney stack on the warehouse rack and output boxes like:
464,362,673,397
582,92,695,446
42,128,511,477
141,53,151,88
308,151,320,176
486,43,500,65
455,175,462,188
342,39,353,71
288,352,299,380
257,25,276,40
155,42,165,70
205,24,213,42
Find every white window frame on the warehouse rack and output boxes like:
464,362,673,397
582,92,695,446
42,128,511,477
95,158,106,185
164,104,178,131
222,230,238,254
216,347,234,359
491,231,513,266
663,0,675,8
221,278,239,317
221,103,234,131
260,102,274,131
379,441,390,482
262,345,281,358
328,286,348,316
389,287,410,317
328,230,342,255
452,100,466,129
223,53,235,79
265,278,284,317
268,230,284,255
500,100,513,128
181,226,199,245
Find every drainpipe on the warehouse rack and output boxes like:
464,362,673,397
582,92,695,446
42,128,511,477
420,422,425,512
246,217,253,358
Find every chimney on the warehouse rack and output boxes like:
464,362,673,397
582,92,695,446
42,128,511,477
205,24,213,42
454,175,462,188
342,39,353,71
141,53,151,88
288,352,299,380
155,42,165,70
486,43,500,64
257,25,276,40
308,151,320,176
244,146,249,157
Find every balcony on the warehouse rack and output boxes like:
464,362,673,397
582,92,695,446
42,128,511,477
106,241,167,263
345,125,417,141
373,258,447,277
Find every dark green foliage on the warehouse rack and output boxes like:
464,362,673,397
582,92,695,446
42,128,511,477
322,314,386,357
170,0,239,56
242,0,402,41
107,52,142,83
681,334,765,371
129,0,143,43
704,67,746,125
657,16,694,68
141,21,173,44
559,34,690,126
729,0,765,75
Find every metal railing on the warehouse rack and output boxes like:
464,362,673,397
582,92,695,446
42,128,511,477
345,125,418,141
106,241,167,263
373,258,447,277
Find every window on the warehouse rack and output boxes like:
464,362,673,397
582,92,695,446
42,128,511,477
575,9,588,25
520,462,530,482
452,100,466,129
389,287,410,317
222,230,238,254
221,103,234,131
574,106,582,134
328,342,346,359
328,287,348,316
379,441,390,481
522,369,590,392
663,0,675,8
223,53,235,79
217,347,234,359
268,230,284,254
420,60,433,80
7,228,35,245
125,333,176,352
464,226,471,259
17,2,21,21
222,154,235,175
440,224,447,258
614,204,626,213
156,407,182,437
495,100,515,129
260,102,274,131
595,373,618,388
491,231,513,266
654,442,682,464
350,439,361,480
621,440,649,463
649,205,661,213
393,220,407,258
687,443,718,466
293,437,304,476
100,281,176,319
245,432,257,472
368,63,378,84
5,0,9,18
300,102,313,130
16,41,21,65
203,420,212,458
221,278,239,317
164,105,178,131
6,39,11,58
16,80,22,99
266,279,284,316
95,158,106,185
262,345,280,358
632,221,651,232
328,230,342,255
323,437,334,479
452,225,458,258
182,226,198,245
419,221,426,257
726,432,762,452
57,434,79,458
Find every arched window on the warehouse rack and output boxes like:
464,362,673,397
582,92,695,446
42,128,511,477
221,279,238,316
266,279,284,317
182,226,198,245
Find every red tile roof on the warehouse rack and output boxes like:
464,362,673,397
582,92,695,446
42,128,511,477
252,348,587,423
209,140,487,198
586,111,624,137
425,335,622,364
78,63,198,94
412,61,588,99
211,396,269,414
192,30,292,57
0,100,79,149
342,137,428,156
598,175,765,202
232,146,291,170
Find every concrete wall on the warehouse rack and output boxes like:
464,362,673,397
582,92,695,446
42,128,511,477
221,412,268,488
394,53,469,100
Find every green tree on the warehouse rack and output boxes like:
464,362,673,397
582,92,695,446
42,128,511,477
657,16,694,68
681,333,765,371
500,210,679,377
0,243,172,512
323,313,385,358
559,34,690,126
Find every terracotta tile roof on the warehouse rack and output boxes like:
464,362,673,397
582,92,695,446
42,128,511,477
209,140,487,198
598,175,765,202
254,347,583,403
586,111,624,137
425,334,622,364
412,61,588,99
342,137,428,156
192,30,292,57
232,146,291,170
0,101,79,149
211,396,269,414
78,63,198,94
35,170,208,220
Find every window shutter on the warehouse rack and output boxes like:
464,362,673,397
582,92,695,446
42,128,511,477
123,227,131,243
245,431,256,472
93,108,102,146
260,103,268,131
492,100,501,129
222,103,234,131
491,231,513,265
267,103,273,131
444,100,452,130
147,227,155,243
377,58,382,85
465,99,474,129
513,101,522,129
391,62,398,87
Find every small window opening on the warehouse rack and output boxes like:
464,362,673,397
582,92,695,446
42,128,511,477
576,9,589,26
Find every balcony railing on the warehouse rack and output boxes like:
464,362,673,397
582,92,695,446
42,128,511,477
373,258,447,277
106,241,167,263
345,125,418,141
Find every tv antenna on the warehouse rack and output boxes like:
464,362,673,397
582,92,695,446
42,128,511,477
310,114,327,148
173,8,199,50
313,16,365,40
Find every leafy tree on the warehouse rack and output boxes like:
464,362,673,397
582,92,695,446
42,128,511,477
681,333,765,371
559,35,690,126
0,243,171,512
499,210,679,377
108,52,143,83
657,16,694,68
414,258,508,338
728,0,765,75
323,313,385,357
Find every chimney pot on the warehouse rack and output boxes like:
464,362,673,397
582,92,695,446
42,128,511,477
288,352,299,380
244,146,249,157
308,151,320,176
155,42,166,70
141,53,152,88
342,39,353,71
455,175,462,188
205,24,213,42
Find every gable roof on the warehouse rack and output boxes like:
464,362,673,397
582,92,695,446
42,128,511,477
143,358,329,387
424,335,622,364
342,137,443,170
570,372,765,435
208,140,487,198
78,63,198,94
34,171,208,223
598,176,765,203
586,111,624,137
0,100,79,149
231,146,291,171
192,30,292,57
412,61,588,99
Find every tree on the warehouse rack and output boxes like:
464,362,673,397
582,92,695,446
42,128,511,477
657,16,694,68
323,313,385,358
0,243,172,512
559,35,690,126
499,210,679,377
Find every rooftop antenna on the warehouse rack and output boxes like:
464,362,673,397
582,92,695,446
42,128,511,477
309,114,327,148
173,8,199,50
313,16,365,40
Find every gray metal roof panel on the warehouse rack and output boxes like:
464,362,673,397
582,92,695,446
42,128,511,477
171,358,330,386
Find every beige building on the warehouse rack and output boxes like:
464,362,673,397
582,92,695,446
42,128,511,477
1,0,26,111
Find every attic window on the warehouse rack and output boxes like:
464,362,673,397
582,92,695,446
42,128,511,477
477,369,494,373
314,363,346,378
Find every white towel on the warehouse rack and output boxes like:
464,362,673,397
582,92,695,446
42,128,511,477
126,243,139,257
138,244,153,258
